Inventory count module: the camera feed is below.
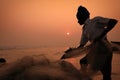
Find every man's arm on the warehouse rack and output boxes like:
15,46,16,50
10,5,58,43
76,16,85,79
105,19,118,32
78,44,85,47
95,19,118,41
78,33,88,48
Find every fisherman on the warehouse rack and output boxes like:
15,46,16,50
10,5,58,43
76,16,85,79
76,5,118,80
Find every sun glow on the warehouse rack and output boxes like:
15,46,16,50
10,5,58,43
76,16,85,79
66,32,70,35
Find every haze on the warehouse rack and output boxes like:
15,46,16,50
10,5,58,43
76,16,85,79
0,0,120,47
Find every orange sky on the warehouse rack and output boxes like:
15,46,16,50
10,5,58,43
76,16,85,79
0,0,120,47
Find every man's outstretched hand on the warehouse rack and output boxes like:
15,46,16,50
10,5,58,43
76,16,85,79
61,48,73,59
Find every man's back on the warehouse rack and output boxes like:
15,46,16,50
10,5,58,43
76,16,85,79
81,16,110,43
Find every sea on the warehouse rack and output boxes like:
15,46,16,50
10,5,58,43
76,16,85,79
0,46,69,63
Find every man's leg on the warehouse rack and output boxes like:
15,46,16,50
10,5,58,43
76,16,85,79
80,55,94,80
80,55,88,74
100,54,112,80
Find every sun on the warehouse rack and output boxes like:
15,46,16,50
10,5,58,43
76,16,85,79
66,32,70,35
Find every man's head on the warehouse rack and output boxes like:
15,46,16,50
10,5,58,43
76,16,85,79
76,5,90,25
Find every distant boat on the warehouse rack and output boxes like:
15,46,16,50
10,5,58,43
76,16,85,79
111,41,120,51
0,58,6,63
111,41,120,45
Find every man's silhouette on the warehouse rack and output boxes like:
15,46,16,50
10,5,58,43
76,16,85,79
76,5,118,80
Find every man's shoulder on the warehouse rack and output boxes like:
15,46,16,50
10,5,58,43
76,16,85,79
92,16,105,21
91,16,109,23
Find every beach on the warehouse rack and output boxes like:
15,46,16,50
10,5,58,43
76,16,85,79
0,46,120,80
